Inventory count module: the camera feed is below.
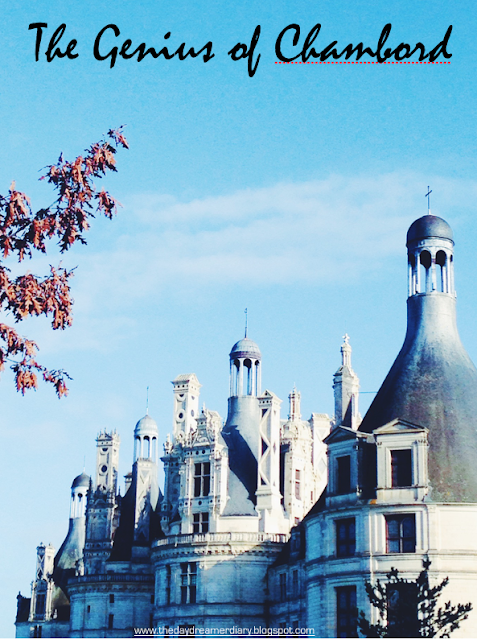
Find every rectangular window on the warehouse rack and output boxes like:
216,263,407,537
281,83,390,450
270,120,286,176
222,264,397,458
292,569,299,598
291,532,301,553
386,514,416,553
337,456,351,495
193,512,209,534
109,593,114,604
180,563,197,604
108,614,114,630
295,469,301,500
391,449,412,487
387,583,419,637
336,586,357,638
35,593,46,617
194,463,210,497
336,518,356,557
166,565,171,605
279,573,287,601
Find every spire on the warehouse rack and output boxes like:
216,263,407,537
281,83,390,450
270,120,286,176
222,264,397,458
244,307,248,338
333,335,360,429
146,386,149,415
341,333,352,368
288,386,302,420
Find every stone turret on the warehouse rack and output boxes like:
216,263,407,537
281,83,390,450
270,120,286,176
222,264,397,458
360,214,477,502
222,335,262,516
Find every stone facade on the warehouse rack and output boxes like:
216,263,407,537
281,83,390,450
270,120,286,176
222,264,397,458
15,212,477,638
16,334,330,637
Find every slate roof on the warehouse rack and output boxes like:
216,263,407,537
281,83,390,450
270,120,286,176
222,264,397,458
360,215,477,502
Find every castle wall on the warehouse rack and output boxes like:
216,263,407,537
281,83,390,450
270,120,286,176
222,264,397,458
305,503,477,637
152,533,286,632
68,575,154,638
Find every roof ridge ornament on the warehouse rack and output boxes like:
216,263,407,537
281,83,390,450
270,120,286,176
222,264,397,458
341,333,352,368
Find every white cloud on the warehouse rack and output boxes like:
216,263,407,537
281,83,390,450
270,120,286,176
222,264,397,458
15,171,476,356
77,172,477,298
0,171,475,385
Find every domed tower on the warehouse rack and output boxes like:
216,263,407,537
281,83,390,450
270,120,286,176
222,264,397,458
131,414,160,547
222,335,263,516
360,214,477,501
53,472,90,590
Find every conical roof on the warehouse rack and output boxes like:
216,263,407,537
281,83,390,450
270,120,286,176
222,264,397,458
360,215,477,502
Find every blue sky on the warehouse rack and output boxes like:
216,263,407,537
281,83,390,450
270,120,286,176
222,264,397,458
1,0,476,635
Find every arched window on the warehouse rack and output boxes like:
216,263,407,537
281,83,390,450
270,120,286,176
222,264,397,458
408,252,416,295
244,359,252,395
144,436,150,458
436,250,447,292
419,250,431,293
233,359,240,396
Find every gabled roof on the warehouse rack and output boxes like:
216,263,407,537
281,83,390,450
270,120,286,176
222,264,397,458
172,373,201,386
324,425,368,445
373,417,427,435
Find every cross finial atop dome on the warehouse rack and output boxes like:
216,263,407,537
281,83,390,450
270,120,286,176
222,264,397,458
425,186,432,215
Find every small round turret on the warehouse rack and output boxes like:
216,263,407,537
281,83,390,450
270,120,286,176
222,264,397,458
229,336,262,398
134,414,158,463
70,472,90,519
406,214,455,298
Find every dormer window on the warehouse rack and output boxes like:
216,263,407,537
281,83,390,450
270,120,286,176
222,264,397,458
337,456,351,495
391,450,412,487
